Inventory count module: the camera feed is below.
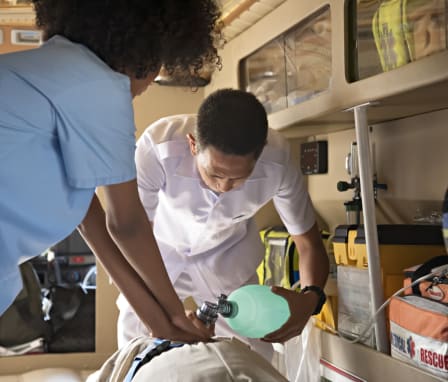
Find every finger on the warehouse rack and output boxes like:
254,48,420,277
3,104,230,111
173,314,208,334
152,326,209,343
188,312,215,337
262,324,303,343
262,328,301,343
270,285,294,299
173,316,213,341
181,312,213,341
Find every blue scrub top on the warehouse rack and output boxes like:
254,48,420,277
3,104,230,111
0,36,137,313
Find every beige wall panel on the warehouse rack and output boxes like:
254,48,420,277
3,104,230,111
371,109,448,224
306,129,357,232
306,109,447,233
133,85,204,139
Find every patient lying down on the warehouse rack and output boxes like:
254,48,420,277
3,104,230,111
87,333,288,382
87,336,288,382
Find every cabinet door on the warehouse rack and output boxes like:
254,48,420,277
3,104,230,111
240,35,287,114
284,6,332,107
239,5,332,115
348,0,447,81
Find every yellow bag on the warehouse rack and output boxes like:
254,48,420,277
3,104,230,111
372,0,412,71
257,227,299,290
372,0,446,71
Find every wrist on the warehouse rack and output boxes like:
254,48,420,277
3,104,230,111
301,285,326,315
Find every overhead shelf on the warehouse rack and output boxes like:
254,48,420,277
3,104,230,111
268,7,448,135
270,51,448,137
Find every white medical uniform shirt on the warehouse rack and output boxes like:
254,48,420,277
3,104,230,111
0,36,136,314
135,114,315,300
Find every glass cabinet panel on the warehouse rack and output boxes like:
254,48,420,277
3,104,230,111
348,0,447,82
285,6,332,107
240,5,332,115
240,36,287,114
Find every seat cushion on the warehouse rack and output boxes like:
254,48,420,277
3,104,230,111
0,368,84,382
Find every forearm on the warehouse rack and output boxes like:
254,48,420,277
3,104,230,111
102,186,185,318
291,223,329,289
77,195,173,333
263,223,329,342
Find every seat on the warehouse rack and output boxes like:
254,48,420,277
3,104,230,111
0,368,90,382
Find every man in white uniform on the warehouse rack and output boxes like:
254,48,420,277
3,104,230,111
117,89,329,360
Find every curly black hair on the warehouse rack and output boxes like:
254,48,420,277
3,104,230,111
196,89,268,159
32,0,222,79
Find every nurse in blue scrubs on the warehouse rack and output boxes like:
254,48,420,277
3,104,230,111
0,0,221,343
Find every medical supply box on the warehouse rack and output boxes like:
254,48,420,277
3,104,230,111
333,224,446,299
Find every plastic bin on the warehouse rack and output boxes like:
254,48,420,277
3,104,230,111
333,224,445,299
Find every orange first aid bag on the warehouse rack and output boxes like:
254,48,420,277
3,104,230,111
389,295,448,379
403,255,448,303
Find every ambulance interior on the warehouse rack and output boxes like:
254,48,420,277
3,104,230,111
0,0,447,381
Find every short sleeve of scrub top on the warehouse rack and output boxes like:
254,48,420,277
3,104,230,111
13,35,138,190
54,78,136,189
272,142,316,236
135,130,166,221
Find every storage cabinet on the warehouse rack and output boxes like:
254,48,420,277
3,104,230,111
240,35,287,114
207,0,448,138
240,5,332,115
348,0,447,82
